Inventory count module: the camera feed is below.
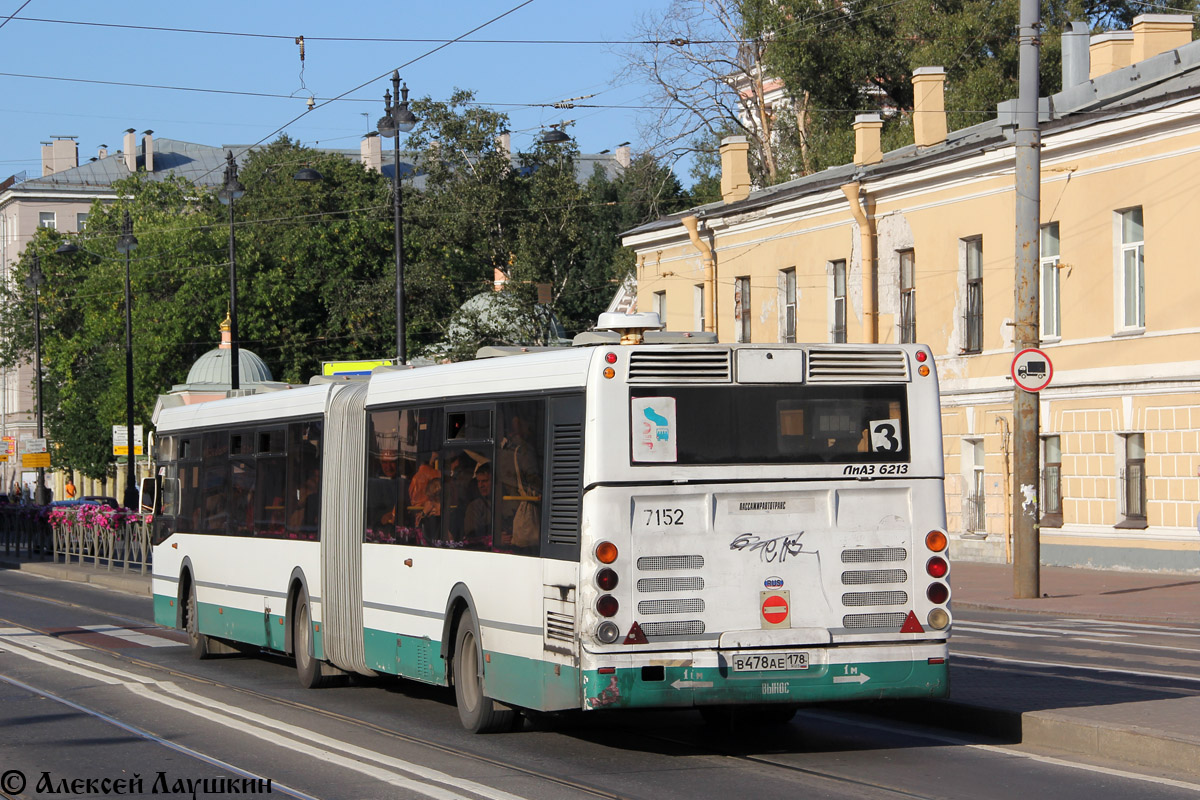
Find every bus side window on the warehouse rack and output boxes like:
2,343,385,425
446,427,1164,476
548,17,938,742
366,409,401,543
401,408,442,546
495,399,544,555
286,421,322,541
201,431,229,535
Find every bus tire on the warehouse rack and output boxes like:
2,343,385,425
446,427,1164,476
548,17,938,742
185,580,212,660
293,589,327,689
452,610,516,733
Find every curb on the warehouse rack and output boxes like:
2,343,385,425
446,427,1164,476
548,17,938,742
0,558,151,596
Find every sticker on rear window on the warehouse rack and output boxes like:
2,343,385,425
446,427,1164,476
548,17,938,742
632,397,677,462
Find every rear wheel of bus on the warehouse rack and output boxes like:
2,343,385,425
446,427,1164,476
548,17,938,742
293,589,327,689
185,579,212,660
453,610,517,733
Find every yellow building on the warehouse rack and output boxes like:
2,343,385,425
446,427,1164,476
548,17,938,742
622,15,1200,572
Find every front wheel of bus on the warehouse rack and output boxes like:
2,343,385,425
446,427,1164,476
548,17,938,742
185,581,212,660
453,610,516,733
294,590,327,689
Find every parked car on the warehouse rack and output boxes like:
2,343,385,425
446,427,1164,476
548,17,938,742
82,495,120,510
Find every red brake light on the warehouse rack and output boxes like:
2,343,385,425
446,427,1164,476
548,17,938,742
597,595,619,617
927,583,950,604
596,568,619,591
916,350,927,362
926,556,949,579
605,352,618,364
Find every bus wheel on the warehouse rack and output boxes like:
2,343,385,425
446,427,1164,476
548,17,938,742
185,581,212,660
293,590,327,689
453,610,516,733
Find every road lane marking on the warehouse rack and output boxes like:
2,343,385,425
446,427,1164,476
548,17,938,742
0,623,531,800
955,652,1200,684
79,624,186,647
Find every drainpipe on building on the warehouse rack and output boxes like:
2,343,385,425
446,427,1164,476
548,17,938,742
840,182,878,343
681,215,716,336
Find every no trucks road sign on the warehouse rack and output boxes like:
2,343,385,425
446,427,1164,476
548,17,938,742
1012,348,1053,392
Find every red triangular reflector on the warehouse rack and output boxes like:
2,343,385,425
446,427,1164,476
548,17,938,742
900,611,925,633
623,621,648,645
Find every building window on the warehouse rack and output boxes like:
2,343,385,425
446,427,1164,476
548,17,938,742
899,250,916,343
965,439,985,534
1118,433,1147,528
693,284,705,332
734,276,751,342
653,290,666,328
1040,223,1061,339
1041,435,1062,528
831,260,846,343
38,212,56,229
1118,207,1144,329
964,238,983,353
780,268,796,343
76,212,89,231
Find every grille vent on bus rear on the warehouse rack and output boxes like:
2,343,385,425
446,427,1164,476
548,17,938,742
641,620,706,637
842,591,909,607
638,598,705,615
637,576,705,592
547,421,583,547
841,547,907,563
637,555,705,571
843,612,908,629
807,348,909,382
842,569,907,585
545,610,574,644
628,350,732,383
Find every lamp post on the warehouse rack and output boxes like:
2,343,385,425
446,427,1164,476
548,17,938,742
376,71,417,364
25,253,45,506
116,211,139,511
217,151,245,392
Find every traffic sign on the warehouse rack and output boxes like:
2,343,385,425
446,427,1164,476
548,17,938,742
112,425,144,457
1011,348,1053,392
761,591,790,628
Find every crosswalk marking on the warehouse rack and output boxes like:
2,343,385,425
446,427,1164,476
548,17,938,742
0,625,185,652
79,624,186,648
0,626,86,651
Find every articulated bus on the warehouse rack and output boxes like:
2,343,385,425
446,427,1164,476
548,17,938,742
152,313,951,732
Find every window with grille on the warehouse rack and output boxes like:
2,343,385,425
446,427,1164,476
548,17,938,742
831,260,846,343
1042,435,1062,528
734,276,751,342
1118,208,1144,330
1040,223,1061,339
899,250,916,344
964,238,982,353
781,268,796,343
1118,433,1147,528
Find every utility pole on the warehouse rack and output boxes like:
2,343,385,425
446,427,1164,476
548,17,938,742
1013,0,1042,598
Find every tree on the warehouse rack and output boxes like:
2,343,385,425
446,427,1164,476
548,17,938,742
619,0,792,186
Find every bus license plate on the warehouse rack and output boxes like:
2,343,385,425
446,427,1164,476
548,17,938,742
731,652,809,672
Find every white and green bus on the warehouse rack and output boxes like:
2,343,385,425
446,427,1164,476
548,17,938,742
152,314,951,732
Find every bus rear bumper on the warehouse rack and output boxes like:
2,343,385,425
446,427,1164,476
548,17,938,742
581,641,949,710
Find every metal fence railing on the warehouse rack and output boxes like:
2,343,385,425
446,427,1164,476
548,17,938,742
2,503,152,575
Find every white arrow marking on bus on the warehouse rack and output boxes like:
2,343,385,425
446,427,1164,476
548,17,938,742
833,673,871,684
671,679,714,690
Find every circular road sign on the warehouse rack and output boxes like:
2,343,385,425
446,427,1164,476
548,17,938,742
762,594,789,625
1012,347,1053,392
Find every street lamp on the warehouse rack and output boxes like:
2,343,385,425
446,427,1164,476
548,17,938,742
115,211,139,511
376,71,417,364
25,253,45,505
217,151,245,392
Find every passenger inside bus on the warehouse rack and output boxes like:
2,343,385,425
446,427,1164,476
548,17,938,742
462,461,492,548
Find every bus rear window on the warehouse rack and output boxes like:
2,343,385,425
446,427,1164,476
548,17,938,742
629,385,909,465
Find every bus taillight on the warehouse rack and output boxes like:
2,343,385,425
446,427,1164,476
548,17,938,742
925,530,948,552
597,595,619,617
596,621,620,643
595,541,618,564
926,556,949,579
927,583,950,604
927,609,950,630
596,567,619,590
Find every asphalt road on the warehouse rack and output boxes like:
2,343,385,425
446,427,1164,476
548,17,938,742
1,570,1198,800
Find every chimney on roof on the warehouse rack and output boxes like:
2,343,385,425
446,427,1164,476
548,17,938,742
615,142,632,169
1062,21,1091,89
912,67,947,148
853,114,883,166
1131,13,1193,62
98,144,108,159
719,136,751,203
41,136,79,176
142,130,155,172
123,129,137,172
497,131,511,159
360,132,382,173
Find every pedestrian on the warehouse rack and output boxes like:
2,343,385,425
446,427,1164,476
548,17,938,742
65,476,76,499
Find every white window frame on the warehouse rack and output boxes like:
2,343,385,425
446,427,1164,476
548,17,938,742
780,268,796,343
38,211,56,230
899,250,916,344
76,212,89,231
1115,207,1144,332
830,260,846,343
693,284,705,332
653,290,666,328
963,238,983,353
734,276,751,343
1040,223,1061,340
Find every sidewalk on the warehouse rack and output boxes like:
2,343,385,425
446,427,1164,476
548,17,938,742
2,553,1199,779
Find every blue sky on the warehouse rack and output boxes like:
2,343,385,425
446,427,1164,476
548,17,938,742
0,0,677,180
